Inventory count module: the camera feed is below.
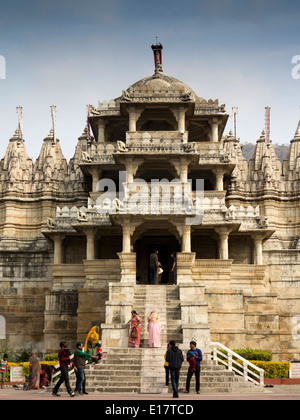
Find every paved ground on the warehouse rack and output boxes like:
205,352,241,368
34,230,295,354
1,384,300,400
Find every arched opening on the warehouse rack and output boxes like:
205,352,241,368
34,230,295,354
191,231,218,259
137,108,177,132
133,222,180,284
188,168,215,191
135,159,178,182
106,119,129,142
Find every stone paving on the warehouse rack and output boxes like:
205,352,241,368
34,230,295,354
1,385,300,400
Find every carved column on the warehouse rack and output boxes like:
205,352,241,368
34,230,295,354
125,159,134,184
210,118,219,143
178,106,186,131
214,167,224,191
180,156,189,183
216,227,230,259
128,106,143,132
88,167,101,192
122,223,131,253
181,225,191,252
124,157,144,184
53,234,64,264
85,227,95,260
252,233,264,265
97,119,107,143
170,106,187,132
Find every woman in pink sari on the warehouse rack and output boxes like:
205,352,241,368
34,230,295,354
128,310,142,348
147,308,161,348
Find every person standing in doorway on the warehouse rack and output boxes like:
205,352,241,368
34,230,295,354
149,249,159,285
185,341,202,394
170,252,177,285
166,340,184,398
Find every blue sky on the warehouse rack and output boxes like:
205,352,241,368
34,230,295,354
0,0,299,160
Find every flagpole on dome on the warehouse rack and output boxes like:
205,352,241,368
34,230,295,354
16,106,23,142
265,106,271,145
151,36,163,74
50,105,56,144
232,107,238,139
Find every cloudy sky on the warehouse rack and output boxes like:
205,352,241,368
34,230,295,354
0,0,299,160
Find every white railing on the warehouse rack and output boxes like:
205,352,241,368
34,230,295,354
52,354,75,384
210,342,264,386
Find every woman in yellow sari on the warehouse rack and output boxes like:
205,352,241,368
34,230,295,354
84,326,100,356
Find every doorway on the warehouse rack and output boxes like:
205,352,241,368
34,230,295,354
135,236,179,284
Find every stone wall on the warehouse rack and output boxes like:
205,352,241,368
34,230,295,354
0,245,52,351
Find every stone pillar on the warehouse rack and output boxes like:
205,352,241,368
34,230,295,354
210,118,219,143
117,252,136,284
176,252,195,284
128,107,143,132
252,234,263,265
180,156,189,183
88,167,101,192
97,120,106,143
178,106,186,132
216,228,229,259
125,160,134,184
129,112,137,132
122,223,131,253
53,234,63,264
124,157,144,185
214,168,224,191
181,225,191,252
85,228,95,260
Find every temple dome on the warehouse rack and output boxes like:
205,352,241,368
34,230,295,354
123,72,203,102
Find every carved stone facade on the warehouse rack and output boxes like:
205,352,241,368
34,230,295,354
0,47,299,361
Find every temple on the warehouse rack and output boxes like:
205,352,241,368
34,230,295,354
0,43,300,364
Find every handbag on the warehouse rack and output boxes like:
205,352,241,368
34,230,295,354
131,326,138,338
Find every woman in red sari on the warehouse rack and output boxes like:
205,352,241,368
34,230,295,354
128,310,142,348
27,352,41,390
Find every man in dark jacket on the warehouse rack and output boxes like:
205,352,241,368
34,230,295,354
52,341,75,397
165,340,184,398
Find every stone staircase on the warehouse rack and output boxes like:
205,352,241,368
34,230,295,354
133,285,182,347
64,284,263,394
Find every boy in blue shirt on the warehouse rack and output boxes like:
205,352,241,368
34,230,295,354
185,341,202,394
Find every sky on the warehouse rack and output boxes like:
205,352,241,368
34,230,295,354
0,0,299,161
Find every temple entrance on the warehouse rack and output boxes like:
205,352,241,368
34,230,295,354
134,235,180,284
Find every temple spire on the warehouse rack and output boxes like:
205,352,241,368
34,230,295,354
151,37,163,74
